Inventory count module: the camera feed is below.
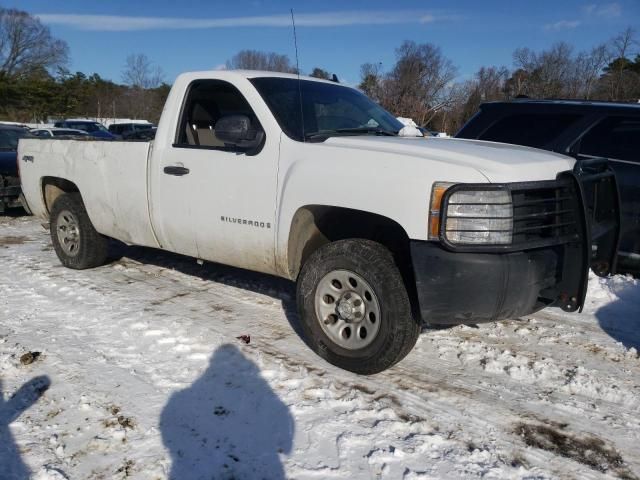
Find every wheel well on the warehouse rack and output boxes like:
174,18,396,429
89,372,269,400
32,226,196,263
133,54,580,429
41,177,79,214
287,206,416,290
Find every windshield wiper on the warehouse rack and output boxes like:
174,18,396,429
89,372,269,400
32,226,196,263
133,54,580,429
334,127,398,136
305,127,398,140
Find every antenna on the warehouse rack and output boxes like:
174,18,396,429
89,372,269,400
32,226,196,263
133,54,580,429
290,9,305,141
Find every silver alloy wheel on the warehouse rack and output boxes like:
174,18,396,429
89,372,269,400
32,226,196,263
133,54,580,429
56,209,81,257
314,269,381,350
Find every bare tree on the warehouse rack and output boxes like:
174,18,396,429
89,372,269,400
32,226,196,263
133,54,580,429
121,54,164,120
226,50,297,73
358,62,384,102
122,53,164,89
604,27,638,100
0,7,68,77
513,42,575,98
453,66,510,127
384,41,458,125
567,44,610,99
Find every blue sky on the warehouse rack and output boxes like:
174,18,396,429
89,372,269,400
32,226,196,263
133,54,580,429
6,0,640,86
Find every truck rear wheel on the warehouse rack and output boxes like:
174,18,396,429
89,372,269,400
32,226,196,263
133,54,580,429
50,193,108,269
296,239,420,374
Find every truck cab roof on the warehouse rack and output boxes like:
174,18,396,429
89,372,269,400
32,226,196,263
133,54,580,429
177,69,340,85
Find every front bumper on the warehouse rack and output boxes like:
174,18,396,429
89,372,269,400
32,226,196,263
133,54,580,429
411,160,620,325
411,241,560,324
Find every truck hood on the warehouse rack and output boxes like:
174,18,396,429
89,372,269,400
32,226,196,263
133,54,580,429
323,136,575,183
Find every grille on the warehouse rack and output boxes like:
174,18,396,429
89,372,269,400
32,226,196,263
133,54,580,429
510,180,581,249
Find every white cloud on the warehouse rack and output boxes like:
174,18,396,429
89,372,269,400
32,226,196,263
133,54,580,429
584,2,622,18
544,19,581,31
36,11,452,32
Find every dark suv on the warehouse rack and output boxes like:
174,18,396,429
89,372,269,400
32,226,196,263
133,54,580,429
456,100,640,274
0,125,32,213
108,122,154,139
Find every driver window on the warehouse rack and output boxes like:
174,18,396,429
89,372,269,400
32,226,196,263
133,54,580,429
175,79,262,149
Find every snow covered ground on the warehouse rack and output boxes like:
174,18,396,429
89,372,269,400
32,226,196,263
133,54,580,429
1,214,639,480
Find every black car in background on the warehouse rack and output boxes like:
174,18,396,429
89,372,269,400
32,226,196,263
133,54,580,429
0,125,32,213
108,122,155,139
54,120,116,139
456,100,640,274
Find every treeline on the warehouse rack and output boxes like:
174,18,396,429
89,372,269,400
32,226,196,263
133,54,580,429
358,28,640,133
0,67,170,123
0,8,169,123
227,29,640,133
0,6,638,132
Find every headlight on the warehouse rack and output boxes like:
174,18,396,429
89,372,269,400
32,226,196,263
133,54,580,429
428,183,513,245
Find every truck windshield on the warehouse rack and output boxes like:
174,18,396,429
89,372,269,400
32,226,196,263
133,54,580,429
250,77,403,142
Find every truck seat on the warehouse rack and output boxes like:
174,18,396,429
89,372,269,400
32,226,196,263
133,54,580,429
185,102,224,147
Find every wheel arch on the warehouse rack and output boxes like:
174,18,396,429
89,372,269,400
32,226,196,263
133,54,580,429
41,177,80,214
285,205,418,304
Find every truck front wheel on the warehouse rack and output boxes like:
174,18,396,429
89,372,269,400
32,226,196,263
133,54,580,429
50,193,108,269
296,239,420,374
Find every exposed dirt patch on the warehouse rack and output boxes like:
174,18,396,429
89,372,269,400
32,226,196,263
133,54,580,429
115,459,134,477
214,406,230,416
149,291,191,305
210,304,233,314
117,415,136,430
20,351,42,365
351,384,376,395
0,235,29,247
515,422,638,479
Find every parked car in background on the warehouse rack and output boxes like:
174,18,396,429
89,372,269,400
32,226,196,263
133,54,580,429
122,127,157,141
53,120,116,139
0,125,32,213
108,122,154,138
30,128,89,138
456,100,640,274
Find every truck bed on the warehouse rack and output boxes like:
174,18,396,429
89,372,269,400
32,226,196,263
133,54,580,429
18,138,159,248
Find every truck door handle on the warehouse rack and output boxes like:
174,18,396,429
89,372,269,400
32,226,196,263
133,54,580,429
163,165,190,176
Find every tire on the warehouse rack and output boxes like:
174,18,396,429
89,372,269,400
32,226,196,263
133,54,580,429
50,193,108,269
296,239,420,374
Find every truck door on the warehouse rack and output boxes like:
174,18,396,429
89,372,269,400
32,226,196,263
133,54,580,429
148,79,279,274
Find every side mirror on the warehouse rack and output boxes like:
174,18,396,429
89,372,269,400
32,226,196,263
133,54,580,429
215,114,264,151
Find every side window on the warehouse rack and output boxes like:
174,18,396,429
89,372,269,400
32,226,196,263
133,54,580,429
175,79,263,149
479,113,582,149
578,116,640,163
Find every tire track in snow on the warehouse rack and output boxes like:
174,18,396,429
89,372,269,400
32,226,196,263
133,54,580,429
2,216,639,479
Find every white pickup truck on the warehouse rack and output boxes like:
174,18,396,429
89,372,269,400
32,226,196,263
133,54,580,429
18,70,619,374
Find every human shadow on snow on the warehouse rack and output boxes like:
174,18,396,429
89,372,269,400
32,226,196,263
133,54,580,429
595,281,640,350
160,344,294,480
0,376,51,480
